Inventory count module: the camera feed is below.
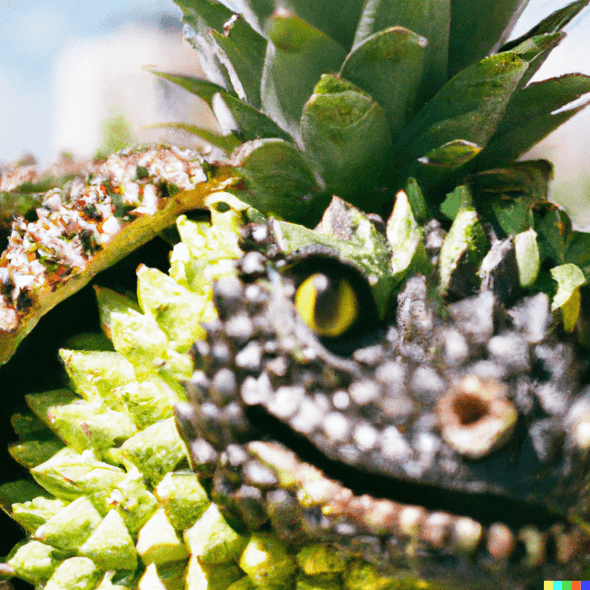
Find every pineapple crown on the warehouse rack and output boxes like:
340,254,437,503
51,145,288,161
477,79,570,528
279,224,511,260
153,0,590,225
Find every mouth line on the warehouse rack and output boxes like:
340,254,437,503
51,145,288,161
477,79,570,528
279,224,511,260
247,405,562,531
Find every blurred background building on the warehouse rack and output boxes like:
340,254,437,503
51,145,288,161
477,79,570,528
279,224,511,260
0,0,589,224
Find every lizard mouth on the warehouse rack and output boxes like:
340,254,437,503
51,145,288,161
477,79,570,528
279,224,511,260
246,403,560,531
222,419,590,586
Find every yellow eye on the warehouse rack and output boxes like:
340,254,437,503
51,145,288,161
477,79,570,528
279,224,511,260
294,272,359,337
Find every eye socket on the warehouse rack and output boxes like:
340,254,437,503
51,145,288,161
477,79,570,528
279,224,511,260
294,272,359,338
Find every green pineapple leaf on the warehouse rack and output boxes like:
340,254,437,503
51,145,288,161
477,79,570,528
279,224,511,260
146,69,231,107
394,52,528,187
501,0,589,51
210,17,267,107
550,262,586,332
352,0,450,104
448,0,529,76
480,74,590,167
418,139,482,169
213,92,292,141
469,160,552,235
514,228,541,288
300,74,392,205
176,0,235,33
232,138,323,221
494,74,590,141
147,122,241,153
261,10,347,138
387,189,428,281
507,32,564,88
566,231,590,278
533,201,573,264
340,27,427,138
274,0,365,49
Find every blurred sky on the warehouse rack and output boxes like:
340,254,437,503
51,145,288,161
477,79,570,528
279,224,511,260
0,0,181,164
0,0,589,169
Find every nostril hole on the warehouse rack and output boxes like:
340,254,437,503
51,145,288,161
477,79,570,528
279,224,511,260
453,393,489,425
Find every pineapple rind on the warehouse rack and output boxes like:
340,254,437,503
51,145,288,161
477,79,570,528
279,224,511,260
154,472,210,532
44,556,100,590
78,510,138,572
136,508,189,567
184,504,248,565
7,540,60,585
119,418,189,487
33,496,102,553
0,145,222,366
11,497,68,534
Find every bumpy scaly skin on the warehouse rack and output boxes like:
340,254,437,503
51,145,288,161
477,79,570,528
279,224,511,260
176,222,590,589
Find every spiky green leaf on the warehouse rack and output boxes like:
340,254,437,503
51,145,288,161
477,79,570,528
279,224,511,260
550,263,586,331
498,74,590,137
340,27,427,137
394,53,528,176
438,190,489,298
448,0,529,76
387,190,427,279
405,178,429,224
501,0,589,51
507,32,565,89
567,231,590,277
210,17,267,107
300,75,392,206
353,0,450,103
277,0,365,49
176,0,235,33
213,92,292,141
469,160,552,235
533,202,573,264
147,69,230,108
514,228,540,288
148,123,241,153
261,11,347,138
418,139,482,169
481,74,590,167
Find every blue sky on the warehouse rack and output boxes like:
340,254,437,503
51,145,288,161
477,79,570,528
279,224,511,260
0,0,179,164
0,0,589,166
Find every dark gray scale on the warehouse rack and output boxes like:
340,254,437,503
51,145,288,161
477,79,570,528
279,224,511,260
175,237,590,589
